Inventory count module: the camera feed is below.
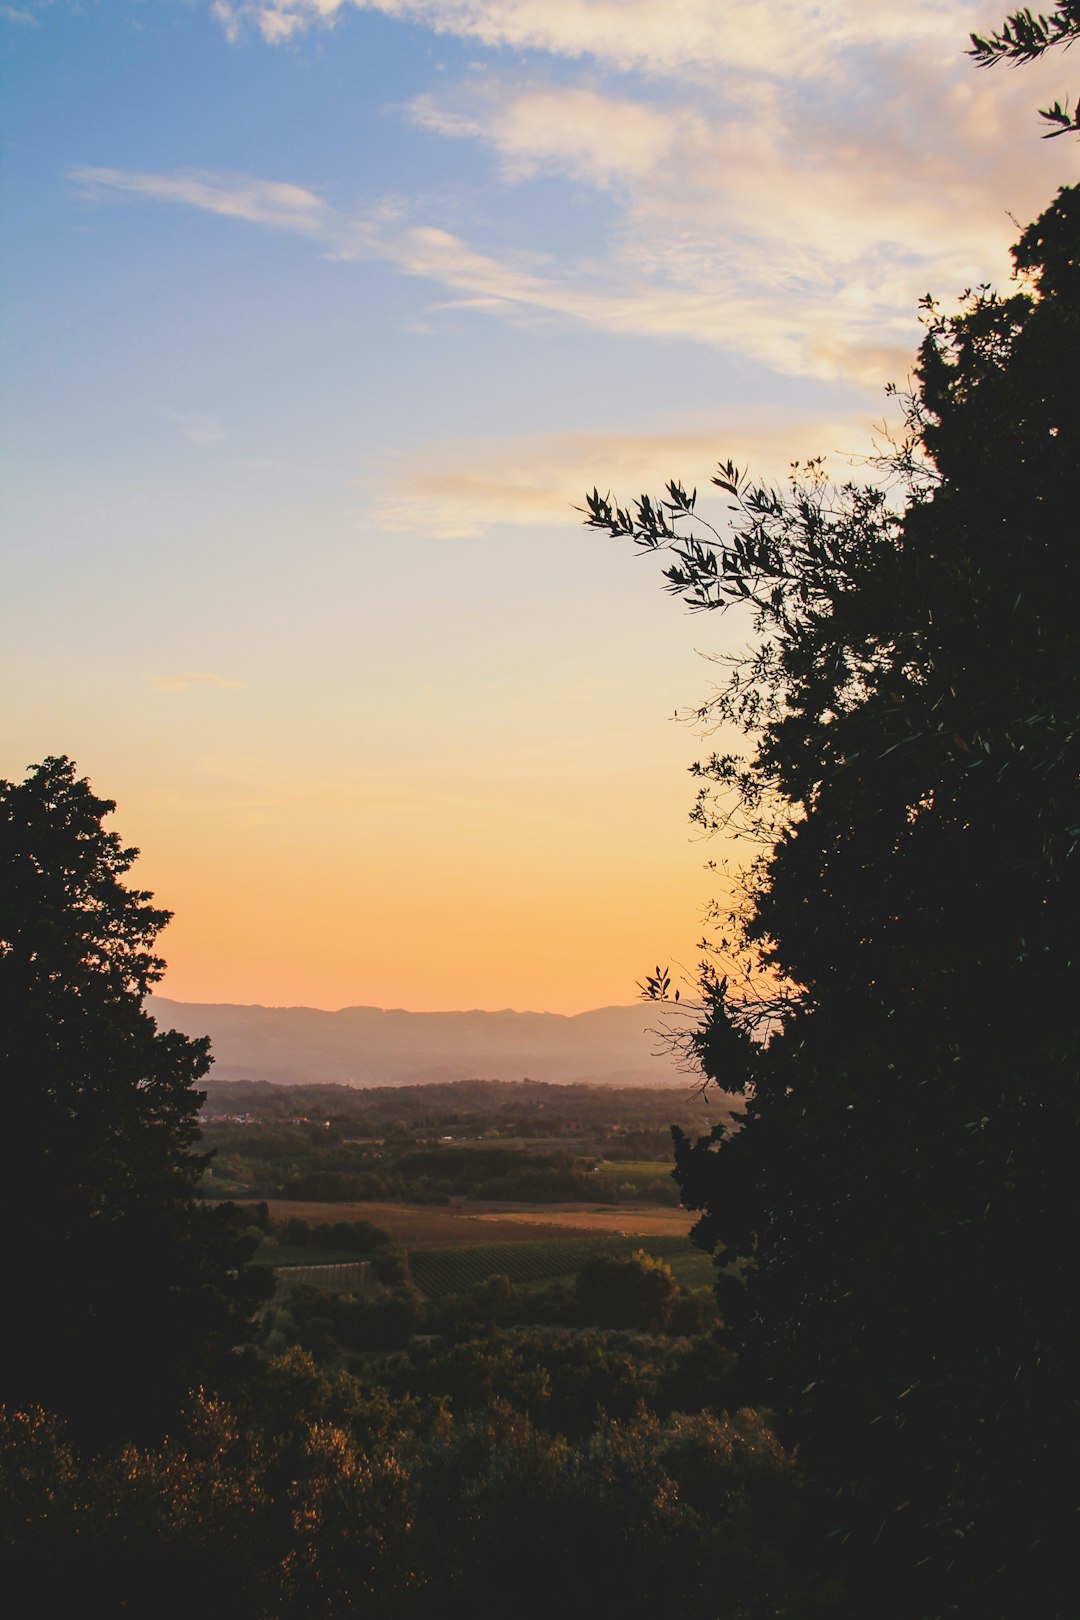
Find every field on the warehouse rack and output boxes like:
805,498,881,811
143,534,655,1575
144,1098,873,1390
471,1203,693,1237
407,1233,700,1299
248,1198,600,1247
240,1197,711,1299
659,1248,718,1289
591,1161,677,1195
253,1245,372,1267
244,1199,695,1248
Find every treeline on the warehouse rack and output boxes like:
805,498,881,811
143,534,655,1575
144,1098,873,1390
269,1214,398,1255
208,1132,679,1204
4,1179,778,1615
202,1087,696,1204
203,1075,727,1146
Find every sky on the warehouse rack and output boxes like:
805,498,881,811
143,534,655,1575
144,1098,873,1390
0,1,1071,1013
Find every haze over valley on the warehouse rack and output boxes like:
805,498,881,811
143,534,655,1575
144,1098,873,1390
151,997,691,1088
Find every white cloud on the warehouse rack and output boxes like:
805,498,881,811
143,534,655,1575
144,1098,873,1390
409,84,680,186
153,672,245,693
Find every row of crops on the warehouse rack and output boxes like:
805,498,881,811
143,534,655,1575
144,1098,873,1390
407,1233,695,1299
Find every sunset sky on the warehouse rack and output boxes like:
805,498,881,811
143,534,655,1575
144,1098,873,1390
0,2,1069,1012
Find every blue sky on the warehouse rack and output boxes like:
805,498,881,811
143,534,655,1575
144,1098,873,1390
0,1,1071,1011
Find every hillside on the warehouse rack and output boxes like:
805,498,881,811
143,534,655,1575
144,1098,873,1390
149,998,694,1087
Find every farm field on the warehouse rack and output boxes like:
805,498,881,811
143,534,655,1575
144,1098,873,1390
250,1232,717,1290
408,1233,700,1299
242,1199,603,1248
238,1197,714,1307
662,1248,718,1290
242,1198,695,1246
470,1202,695,1237
252,1245,371,1267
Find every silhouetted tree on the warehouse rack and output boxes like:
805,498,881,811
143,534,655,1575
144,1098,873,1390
585,182,1079,1616
970,2,1080,134
0,756,268,1440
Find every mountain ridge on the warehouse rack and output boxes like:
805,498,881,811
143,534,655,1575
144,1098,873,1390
149,997,691,1088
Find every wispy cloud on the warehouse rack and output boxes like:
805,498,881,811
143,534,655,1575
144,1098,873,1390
153,672,245,694
370,416,878,538
71,2,1066,392
212,0,964,78
63,162,923,385
162,410,227,446
70,166,330,234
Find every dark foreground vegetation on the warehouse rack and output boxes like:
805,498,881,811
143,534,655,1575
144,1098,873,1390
3,1371,804,1620
2,15,1077,1619
0,757,810,1618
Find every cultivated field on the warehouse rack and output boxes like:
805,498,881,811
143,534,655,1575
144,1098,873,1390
471,1203,695,1237
408,1233,697,1298
242,1198,696,1248
246,1199,593,1248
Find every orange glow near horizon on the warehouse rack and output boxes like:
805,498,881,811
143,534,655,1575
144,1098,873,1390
137,756,724,1014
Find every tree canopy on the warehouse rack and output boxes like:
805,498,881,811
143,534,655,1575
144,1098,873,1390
585,183,1079,1615
0,756,268,1440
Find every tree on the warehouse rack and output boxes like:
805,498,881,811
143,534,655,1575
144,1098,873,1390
0,757,269,1440
969,3,1080,134
573,1248,677,1332
584,182,1079,1616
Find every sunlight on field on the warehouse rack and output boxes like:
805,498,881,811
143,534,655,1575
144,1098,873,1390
249,1199,594,1248
471,1204,695,1238
246,1199,695,1248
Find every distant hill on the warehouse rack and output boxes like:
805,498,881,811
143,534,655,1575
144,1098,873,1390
148,999,696,1088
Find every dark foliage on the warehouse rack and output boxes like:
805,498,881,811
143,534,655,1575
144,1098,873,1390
586,187,1080,1615
969,2,1080,134
0,757,270,1440
274,1216,394,1253
572,1248,678,1332
0,1347,803,1620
